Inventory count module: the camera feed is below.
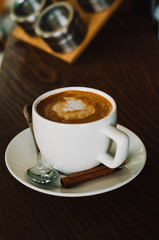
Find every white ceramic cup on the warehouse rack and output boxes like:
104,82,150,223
33,87,129,174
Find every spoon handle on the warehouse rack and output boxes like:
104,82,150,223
23,104,39,156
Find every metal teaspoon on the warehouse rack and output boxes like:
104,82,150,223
23,104,58,184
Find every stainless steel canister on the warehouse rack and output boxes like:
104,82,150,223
76,0,115,13
10,0,47,35
35,2,86,53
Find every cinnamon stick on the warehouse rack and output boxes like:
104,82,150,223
60,164,117,188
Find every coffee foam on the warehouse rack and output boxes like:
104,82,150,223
37,90,113,124
52,97,95,120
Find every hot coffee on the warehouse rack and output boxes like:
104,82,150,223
33,87,129,173
36,90,113,124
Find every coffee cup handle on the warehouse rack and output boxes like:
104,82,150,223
98,125,130,168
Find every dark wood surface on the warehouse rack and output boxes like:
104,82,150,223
0,5,159,240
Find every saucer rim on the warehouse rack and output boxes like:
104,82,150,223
5,125,147,197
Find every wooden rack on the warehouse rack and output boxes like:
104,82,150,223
13,0,123,63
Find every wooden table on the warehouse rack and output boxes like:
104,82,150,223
0,6,158,240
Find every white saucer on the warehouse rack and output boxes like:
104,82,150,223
5,125,146,197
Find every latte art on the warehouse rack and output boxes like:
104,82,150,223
52,97,95,120
37,90,113,123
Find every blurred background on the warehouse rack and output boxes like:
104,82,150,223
0,0,158,68
0,0,14,67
